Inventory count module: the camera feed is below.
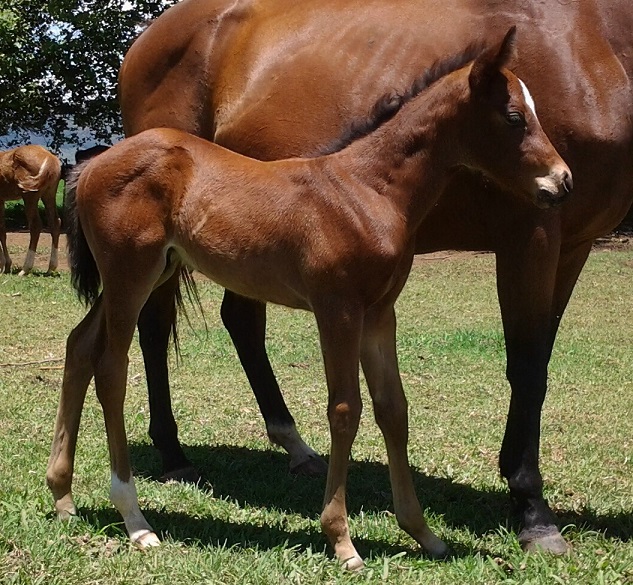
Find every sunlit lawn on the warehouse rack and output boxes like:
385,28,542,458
0,245,632,583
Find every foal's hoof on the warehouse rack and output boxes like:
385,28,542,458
17,269,29,277
520,528,569,555
133,530,161,549
290,454,328,477
54,495,78,521
341,555,365,571
161,466,201,484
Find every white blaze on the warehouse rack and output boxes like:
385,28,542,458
518,78,537,119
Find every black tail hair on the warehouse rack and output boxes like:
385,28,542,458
64,161,101,306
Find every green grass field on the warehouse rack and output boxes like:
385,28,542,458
0,248,632,583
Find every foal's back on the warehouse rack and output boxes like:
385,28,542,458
79,128,329,309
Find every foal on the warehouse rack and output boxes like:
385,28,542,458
0,145,62,274
47,29,571,568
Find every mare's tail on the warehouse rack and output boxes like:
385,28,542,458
64,162,101,305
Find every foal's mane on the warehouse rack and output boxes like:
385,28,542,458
319,42,485,156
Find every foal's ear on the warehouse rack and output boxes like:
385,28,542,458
469,26,517,94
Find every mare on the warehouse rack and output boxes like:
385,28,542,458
0,145,62,275
47,31,572,568
118,0,633,554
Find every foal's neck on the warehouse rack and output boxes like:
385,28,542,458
332,70,469,235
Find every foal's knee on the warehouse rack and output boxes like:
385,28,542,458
328,398,362,438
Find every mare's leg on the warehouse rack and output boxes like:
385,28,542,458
360,304,447,557
221,290,326,475
138,274,199,482
41,185,61,273
0,203,11,273
18,194,42,275
47,297,104,518
494,219,568,553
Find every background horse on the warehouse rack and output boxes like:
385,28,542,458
48,33,571,568
0,145,62,275
118,0,633,554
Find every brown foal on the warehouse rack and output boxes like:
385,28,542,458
0,145,62,274
48,30,571,568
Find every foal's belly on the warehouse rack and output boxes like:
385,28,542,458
171,243,314,311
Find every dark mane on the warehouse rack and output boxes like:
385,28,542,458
318,42,485,156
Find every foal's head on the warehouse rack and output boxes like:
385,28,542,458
463,27,572,208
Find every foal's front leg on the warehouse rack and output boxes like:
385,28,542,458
314,302,364,570
360,304,447,558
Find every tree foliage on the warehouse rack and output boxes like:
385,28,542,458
0,0,178,153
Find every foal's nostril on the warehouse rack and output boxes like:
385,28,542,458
562,171,573,194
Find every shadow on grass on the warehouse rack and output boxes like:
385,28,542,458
121,443,633,554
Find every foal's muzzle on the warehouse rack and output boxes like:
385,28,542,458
536,167,573,208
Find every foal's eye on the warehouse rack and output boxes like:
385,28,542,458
505,111,526,127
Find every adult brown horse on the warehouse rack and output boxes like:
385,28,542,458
48,31,571,567
0,145,62,274
118,0,633,555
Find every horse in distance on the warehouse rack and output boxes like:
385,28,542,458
48,30,571,568
0,145,62,275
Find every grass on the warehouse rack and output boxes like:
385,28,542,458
0,246,632,583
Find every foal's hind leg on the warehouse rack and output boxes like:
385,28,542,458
47,297,105,518
360,304,447,558
18,194,42,275
221,290,326,475
97,267,169,548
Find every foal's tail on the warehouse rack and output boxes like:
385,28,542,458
64,162,101,306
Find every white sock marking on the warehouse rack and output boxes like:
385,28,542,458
110,473,157,544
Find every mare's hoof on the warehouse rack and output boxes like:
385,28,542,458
161,466,201,484
341,555,364,571
520,528,569,555
133,530,161,549
17,269,28,277
290,454,328,477
424,534,450,559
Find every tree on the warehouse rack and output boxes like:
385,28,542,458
0,0,178,153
